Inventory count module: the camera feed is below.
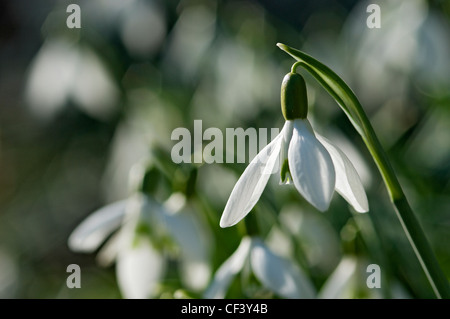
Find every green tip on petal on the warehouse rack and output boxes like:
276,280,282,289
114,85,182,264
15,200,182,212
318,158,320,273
280,158,290,183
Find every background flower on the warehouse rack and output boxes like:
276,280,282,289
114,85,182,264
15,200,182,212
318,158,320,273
205,236,315,299
69,192,212,298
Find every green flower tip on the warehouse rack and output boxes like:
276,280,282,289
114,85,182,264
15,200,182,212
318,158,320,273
280,159,290,183
280,71,308,120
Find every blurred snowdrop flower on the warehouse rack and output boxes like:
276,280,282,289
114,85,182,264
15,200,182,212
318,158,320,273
344,0,427,107
266,206,341,275
318,256,410,299
101,118,154,202
204,236,315,299
220,72,368,228
318,256,359,299
25,38,119,121
163,3,216,80
119,0,166,58
69,192,211,298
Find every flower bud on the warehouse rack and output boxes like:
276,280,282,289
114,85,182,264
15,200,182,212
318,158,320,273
280,72,308,120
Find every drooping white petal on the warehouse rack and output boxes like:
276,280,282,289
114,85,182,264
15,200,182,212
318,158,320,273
321,129,372,187
180,256,211,292
95,202,141,266
71,47,119,121
318,257,357,299
288,119,335,211
161,197,212,291
95,229,122,267
220,131,283,227
25,39,77,120
140,193,212,291
68,200,128,253
250,238,316,299
203,237,252,299
317,135,369,213
99,196,146,266
116,235,165,299
163,192,187,213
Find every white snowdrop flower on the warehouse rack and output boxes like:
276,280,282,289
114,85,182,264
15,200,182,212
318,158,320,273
68,192,211,298
220,72,368,227
204,236,315,299
25,39,119,121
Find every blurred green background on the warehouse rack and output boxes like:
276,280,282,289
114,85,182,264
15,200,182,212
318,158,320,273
0,0,449,298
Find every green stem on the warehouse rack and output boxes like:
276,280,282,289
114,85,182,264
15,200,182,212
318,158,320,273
392,197,449,298
277,43,450,299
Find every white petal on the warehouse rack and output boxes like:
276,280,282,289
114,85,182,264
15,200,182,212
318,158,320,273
317,135,369,213
163,209,212,291
95,230,122,267
250,238,316,299
68,200,127,253
288,119,335,211
163,192,187,214
318,257,357,299
180,256,211,291
321,129,372,187
116,235,165,299
71,47,119,120
142,194,212,291
203,237,251,299
220,132,283,227
25,39,77,120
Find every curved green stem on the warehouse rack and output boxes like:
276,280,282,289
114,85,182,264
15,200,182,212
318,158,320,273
277,43,450,299
291,61,303,74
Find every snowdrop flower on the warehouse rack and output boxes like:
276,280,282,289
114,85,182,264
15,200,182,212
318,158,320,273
68,192,211,298
204,236,315,299
25,38,119,121
220,71,368,227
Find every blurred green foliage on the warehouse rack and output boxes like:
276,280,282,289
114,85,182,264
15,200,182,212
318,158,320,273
0,0,449,298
